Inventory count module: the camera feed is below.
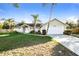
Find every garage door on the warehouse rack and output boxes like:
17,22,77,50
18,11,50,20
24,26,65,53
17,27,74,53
47,26,64,34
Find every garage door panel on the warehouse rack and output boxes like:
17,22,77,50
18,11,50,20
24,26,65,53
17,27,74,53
47,26,64,34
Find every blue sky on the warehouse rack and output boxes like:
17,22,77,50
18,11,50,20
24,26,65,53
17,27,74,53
0,3,79,23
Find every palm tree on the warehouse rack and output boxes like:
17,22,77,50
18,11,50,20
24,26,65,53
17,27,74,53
43,3,56,34
31,14,39,32
13,3,19,8
5,18,15,29
3,18,15,32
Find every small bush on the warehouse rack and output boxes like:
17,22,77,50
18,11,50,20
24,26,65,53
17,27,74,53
29,30,35,34
37,30,41,34
11,31,20,34
42,30,46,35
0,23,3,29
29,30,41,34
72,28,79,34
63,30,72,35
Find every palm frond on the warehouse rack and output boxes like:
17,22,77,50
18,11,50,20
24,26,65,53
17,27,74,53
13,3,19,8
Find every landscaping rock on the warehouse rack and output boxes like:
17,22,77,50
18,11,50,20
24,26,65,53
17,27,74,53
0,41,77,56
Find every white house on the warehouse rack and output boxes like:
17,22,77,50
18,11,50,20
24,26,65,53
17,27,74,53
14,25,31,33
14,23,42,33
41,18,67,34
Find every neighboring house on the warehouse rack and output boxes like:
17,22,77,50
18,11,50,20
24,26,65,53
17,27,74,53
14,23,42,33
14,25,31,33
27,23,42,32
41,18,67,34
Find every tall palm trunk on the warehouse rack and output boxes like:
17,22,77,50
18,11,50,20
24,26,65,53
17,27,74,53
31,15,39,33
34,20,36,32
47,4,53,34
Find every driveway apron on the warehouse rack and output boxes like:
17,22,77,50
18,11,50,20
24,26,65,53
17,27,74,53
49,34,79,55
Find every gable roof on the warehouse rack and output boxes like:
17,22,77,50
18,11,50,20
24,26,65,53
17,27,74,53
42,18,67,26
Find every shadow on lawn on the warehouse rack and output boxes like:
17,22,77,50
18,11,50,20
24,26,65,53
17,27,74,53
51,43,77,56
0,32,52,52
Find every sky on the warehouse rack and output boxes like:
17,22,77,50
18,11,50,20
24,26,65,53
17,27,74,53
0,3,79,23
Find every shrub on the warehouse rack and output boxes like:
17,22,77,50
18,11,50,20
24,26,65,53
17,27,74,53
72,28,79,34
37,30,41,34
29,30,35,34
29,30,41,34
2,24,9,29
11,31,20,34
63,30,72,35
0,23,3,29
42,29,46,35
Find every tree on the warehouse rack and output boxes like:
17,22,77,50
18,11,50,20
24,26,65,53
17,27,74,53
66,20,76,29
3,18,15,29
43,3,56,34
0,18,5,29
31,14,39,32
77,20,79,27
0,23,3,29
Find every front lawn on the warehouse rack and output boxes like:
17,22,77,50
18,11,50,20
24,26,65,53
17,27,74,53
0,32,52,51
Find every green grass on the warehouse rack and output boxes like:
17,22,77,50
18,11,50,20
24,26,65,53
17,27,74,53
0,32,52,51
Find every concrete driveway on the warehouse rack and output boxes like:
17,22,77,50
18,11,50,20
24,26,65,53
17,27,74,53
49,34,79,56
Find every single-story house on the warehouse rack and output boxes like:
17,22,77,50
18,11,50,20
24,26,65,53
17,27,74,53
14,25,31,33
14,23,42,33
41,18,67,34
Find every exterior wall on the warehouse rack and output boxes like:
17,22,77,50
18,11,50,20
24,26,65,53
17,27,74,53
14,26,32,33
40,23,48,33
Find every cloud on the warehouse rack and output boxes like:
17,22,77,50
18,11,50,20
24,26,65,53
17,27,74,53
67,16,78,24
